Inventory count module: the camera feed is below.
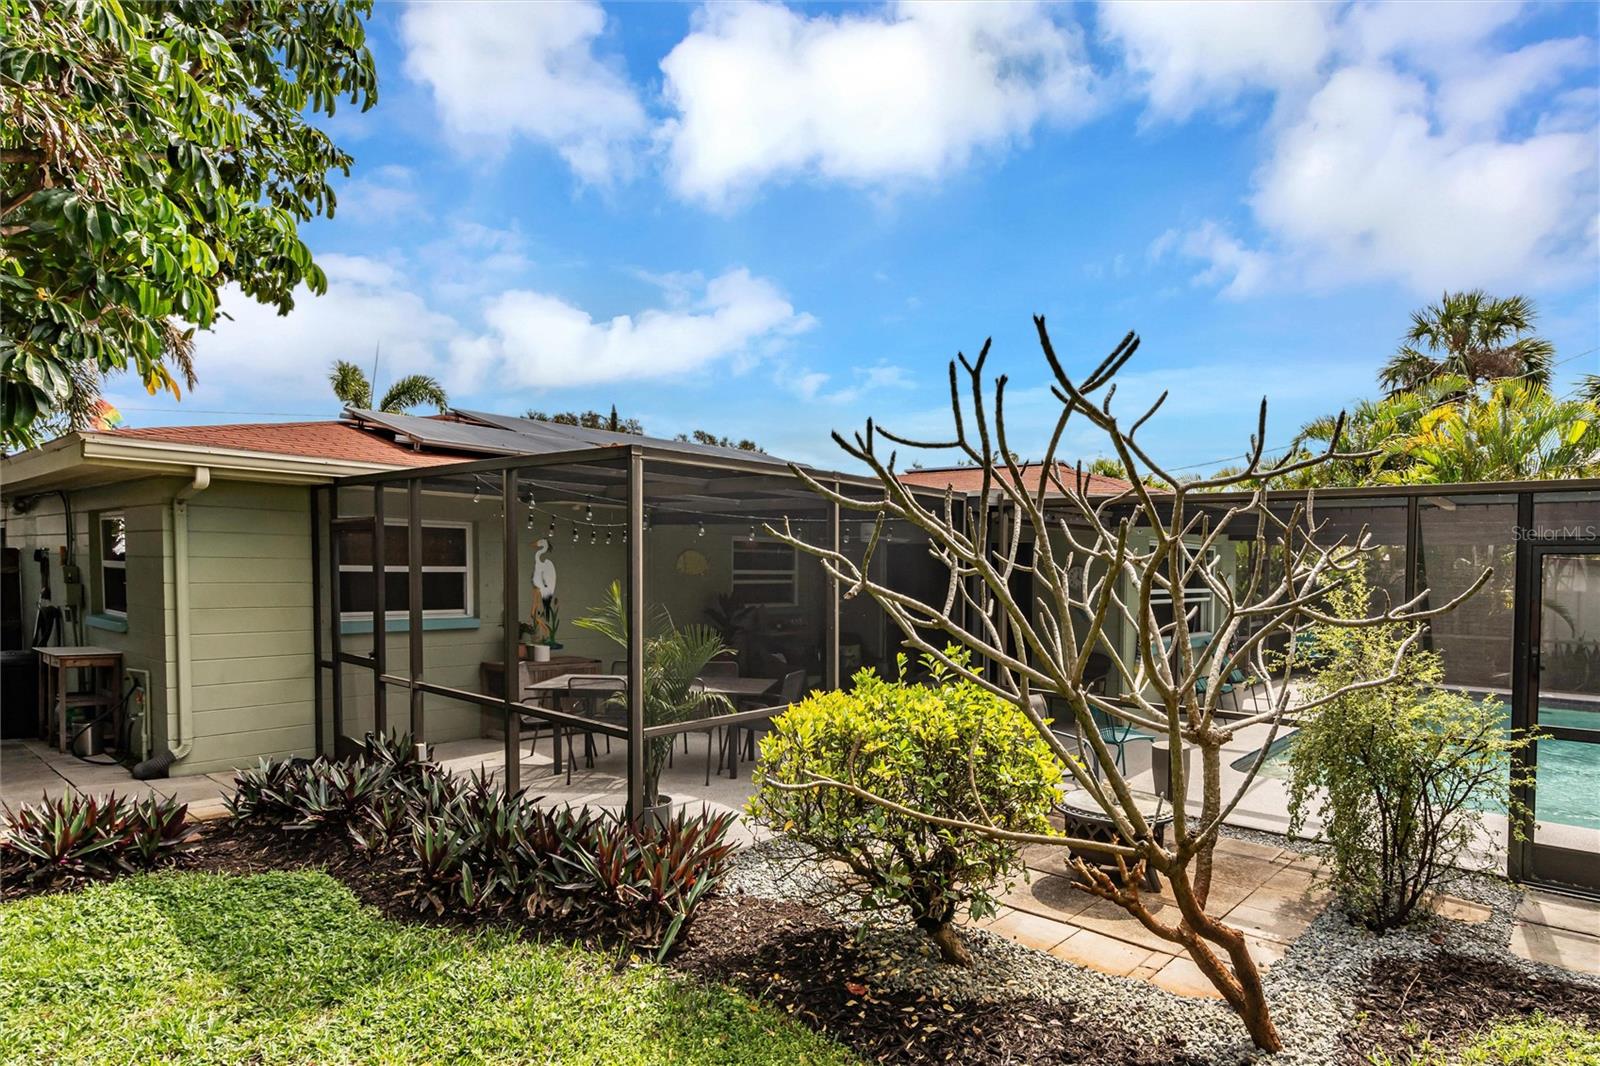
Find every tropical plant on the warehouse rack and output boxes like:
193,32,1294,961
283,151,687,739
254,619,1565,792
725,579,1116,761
704,592,753,648
329,360,448,413
1394,379,1598,484
1,0,377,448
770,319,1489,1050
749,652,1060,965
1286,565,1532,930
122,794,199,867
1,791,194,886
1380,291,1554,395
1582,374,1600,406
577,580,732,807
1235,375,1598,489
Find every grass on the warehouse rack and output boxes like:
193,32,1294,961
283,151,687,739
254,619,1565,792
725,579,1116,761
0,870,858,1065
1366,1013,1600,1065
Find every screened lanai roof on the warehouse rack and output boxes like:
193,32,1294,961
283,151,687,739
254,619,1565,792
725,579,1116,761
343,408,799,469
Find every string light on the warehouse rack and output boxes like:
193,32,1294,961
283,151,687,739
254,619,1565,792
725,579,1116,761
589,528,597,545
548,518,556,538
585,505,594,522
472,485,480,505
748,523,757,543
571,526,580,544
698,520,706,538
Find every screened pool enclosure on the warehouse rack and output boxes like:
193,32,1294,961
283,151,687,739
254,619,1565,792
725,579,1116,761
311,430,951,818
310,418,1597,896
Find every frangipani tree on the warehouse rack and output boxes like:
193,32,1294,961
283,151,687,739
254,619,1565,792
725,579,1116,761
771,320,1488,1052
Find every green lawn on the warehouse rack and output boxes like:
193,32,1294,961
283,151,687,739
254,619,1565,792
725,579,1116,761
0,871,857,1066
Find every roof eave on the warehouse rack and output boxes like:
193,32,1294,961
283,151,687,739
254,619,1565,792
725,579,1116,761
2,433,413,497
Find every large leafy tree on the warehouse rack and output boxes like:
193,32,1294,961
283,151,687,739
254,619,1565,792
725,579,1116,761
1,0,377,448
329,360,446,414
1379,290,1554,395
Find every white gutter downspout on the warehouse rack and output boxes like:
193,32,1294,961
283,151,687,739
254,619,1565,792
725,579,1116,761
169,467,211,761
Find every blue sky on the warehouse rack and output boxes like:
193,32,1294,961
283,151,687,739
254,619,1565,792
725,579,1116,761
112,1,1600,473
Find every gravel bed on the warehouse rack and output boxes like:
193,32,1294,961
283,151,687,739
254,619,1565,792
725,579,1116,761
721,833,1596,1064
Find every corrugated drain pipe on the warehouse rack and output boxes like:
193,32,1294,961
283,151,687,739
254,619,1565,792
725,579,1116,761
133,466,210,779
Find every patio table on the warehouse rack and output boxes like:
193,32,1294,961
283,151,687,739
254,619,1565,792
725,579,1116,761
523,673,780,777
1057,786,1172,892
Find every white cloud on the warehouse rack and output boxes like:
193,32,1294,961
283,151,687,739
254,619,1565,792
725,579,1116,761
458,269,816,389
400,0,645,184
181,254,814,415
785,361,915,405
335,164,421,222
1130,3,1598,296
658,1,1097,206
188,257,460,406
1097,0,1333,120
1151,222,1271,299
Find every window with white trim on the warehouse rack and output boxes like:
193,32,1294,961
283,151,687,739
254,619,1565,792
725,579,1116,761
337,522,472,619
1149,545,1217,632
99,513,127,617
731,538,797,607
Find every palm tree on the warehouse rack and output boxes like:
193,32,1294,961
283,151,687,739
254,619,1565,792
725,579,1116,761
328,360,448,413
576,581,731,809
1380,291,1554,395
1394,380,1597,484
1581,374,1600,406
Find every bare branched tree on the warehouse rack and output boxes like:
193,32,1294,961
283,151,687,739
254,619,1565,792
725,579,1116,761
769,319,1489,1052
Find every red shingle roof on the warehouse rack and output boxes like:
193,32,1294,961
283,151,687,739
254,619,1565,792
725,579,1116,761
899,462,1133,496
102,421,473,468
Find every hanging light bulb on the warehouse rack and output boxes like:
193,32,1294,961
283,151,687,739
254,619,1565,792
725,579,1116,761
585,504,594,522
643,511,651,532
748,523,757,543
589,528,597,545
526,512,535,530
605,530,612,545
698,519,706,538
572,526,580,544
548,518,556,537
472,482,480,505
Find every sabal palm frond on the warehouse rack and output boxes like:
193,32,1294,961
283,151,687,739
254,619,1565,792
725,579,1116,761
329,360,372,409
1381,290,1554,394
379,374,448,413
1581,375,1600,406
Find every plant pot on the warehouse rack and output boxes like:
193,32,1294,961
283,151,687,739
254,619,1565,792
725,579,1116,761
517,642,531,660
642,794,674,830
531,643,551,663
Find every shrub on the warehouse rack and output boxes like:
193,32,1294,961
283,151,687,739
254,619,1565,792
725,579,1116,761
1,791,194,887
227,746,738,958
1287,565,1532,930
123,794,198,867
747,653,1061,964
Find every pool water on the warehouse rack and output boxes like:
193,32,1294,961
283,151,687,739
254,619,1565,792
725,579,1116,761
1232,703,1600,831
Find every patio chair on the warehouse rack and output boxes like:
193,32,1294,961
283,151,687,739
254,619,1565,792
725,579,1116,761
1043,691,1153,778
737,669,806,762
560,675,622,784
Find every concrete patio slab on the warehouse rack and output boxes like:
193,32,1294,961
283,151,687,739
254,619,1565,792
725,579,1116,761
1048,927,1161,977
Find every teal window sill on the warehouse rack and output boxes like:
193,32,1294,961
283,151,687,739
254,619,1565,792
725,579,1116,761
86,613,129,633
340,616,481,635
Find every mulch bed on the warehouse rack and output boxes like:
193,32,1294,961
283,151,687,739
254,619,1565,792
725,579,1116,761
675,894,1208,1066
1342,950,1600,1064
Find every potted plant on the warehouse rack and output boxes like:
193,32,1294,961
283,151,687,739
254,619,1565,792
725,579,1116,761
578,581,731,825
521,597,560,662
704,593,753,661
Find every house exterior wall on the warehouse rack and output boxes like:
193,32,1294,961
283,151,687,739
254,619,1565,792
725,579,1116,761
3,479,177,760
183,481,317,774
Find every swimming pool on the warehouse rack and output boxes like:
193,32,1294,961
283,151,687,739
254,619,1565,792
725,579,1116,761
1231,700,1599,831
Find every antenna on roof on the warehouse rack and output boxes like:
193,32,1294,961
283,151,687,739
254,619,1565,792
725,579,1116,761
370,342,381,405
